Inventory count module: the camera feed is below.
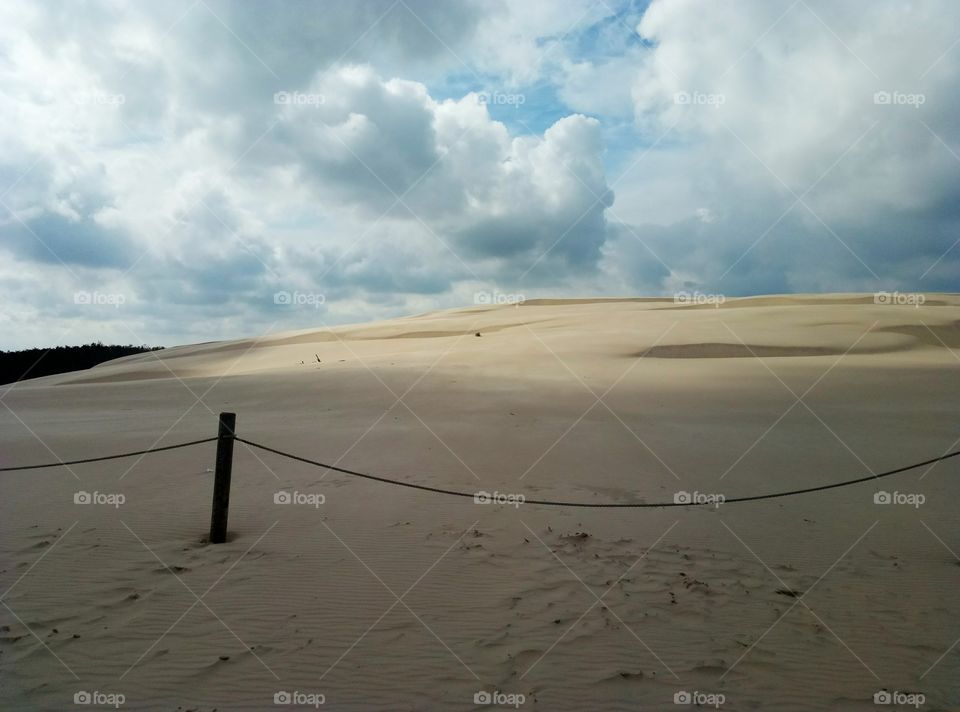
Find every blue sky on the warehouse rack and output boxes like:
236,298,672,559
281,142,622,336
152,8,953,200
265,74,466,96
0,0,958,349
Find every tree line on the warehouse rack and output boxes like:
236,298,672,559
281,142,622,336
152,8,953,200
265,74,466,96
0,342,164,385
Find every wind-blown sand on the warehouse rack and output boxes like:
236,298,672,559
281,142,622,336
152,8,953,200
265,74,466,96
2,294,959,711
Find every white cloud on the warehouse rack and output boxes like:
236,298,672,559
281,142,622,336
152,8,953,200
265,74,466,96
0,0,958,348
608,0,960,294
0,8,615,347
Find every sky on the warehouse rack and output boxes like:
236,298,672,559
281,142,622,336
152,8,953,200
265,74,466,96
0,0,958,349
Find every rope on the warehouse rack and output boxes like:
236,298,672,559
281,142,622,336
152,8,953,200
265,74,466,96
3,430,956,505
0,437,218,472
235,437,960,508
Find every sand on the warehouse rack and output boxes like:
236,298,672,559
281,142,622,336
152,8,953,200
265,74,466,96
1,294,959,710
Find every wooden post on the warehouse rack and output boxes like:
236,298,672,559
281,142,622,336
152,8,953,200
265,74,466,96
209,412,236,544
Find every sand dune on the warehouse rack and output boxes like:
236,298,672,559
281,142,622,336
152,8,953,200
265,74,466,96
38,293,960,386
639,343,852,358
2,294,959,710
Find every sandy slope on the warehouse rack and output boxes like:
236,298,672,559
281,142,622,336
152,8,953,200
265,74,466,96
1,294,959,711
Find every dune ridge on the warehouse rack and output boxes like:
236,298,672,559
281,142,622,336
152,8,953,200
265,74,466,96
48,293,960,386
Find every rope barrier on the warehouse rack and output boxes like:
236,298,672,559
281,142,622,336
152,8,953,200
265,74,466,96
2,430,957,507
0,437,218,472
235,436,960,508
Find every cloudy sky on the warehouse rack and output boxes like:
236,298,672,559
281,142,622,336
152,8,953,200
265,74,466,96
1,0,958,349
